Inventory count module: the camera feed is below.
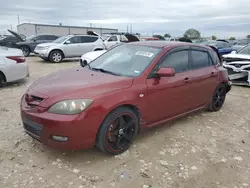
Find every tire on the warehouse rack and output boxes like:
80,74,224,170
49,50,63,63
0,72,6,87
21,46,30,57
208,83,227,112
96,107,139,155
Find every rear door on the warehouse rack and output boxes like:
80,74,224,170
79,36,98,55
189,47,219,108
145,46,196,123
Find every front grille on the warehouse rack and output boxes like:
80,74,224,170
226,68,238,75
230,64,243,68
25,94,44,107
23,118,43,138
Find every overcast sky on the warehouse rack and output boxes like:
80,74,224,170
1,0,250,38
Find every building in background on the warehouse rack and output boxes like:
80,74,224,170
17,23,118,37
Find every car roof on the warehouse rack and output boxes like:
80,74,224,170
67,34,99,38
129,41,211,49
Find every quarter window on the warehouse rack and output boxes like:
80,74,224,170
159,50,189,73
191,50,211,69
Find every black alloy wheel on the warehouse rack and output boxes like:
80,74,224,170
209,84,227,111
96,107,139,155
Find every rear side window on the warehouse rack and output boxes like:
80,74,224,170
209,49,220,65
160,50,189,73
191,50,211,69
46,35,58,40
81,36,98,43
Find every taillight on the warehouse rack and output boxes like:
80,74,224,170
6,56,26,63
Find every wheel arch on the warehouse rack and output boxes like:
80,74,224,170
49,49,65,58
0,70,7,82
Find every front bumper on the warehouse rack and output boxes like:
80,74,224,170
223,64,250,86
34,48,50,58
20,94,101,151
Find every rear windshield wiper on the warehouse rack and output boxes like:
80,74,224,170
91,68,120,76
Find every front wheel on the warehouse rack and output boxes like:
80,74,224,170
21,46,30,57
49,50,63,63
96,107,139,155
0,73,5,87
208,84,227,112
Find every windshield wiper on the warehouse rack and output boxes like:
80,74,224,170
91,68,119,76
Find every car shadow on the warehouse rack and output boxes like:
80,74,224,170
37,110,206,164
0,78,28,89
36,58,80,64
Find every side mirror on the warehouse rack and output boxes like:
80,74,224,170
33,39,37,42
231,51,237,54
80,59,88,67
156,68,175,77
65,40,70,45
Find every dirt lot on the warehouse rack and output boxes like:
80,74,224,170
0,56,250,188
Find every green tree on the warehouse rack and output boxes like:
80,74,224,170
211,35,217,40
164,33,171,38
183,28,201,39
229,37,236,40
246,35,250,38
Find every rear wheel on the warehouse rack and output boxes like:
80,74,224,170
208,84,227,111
49,50,63,63
21,46,30,57
96,107,139,155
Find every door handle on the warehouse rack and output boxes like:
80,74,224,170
184,77,190,83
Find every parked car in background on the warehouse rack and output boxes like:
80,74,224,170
80,49,107,65
231,38,250,52
34,35,105,63
104,33,140,49
0,46,29,86
222,45,250,86
140,37,160,41
21,41,231,155
16,34,59,57
201,40,233,55
0,30,26,49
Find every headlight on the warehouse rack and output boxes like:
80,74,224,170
48,99,93,115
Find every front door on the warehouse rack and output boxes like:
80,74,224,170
63,36,82,57
104,36,118,49
145,48,196,124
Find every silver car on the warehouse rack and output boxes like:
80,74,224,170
34,35,105,63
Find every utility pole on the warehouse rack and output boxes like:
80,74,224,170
127,25,129,33
89,23,92,28
10,25,12,30
17,15,20,25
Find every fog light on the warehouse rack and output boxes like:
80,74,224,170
52,135,68,142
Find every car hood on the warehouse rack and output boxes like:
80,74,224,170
223,53,250,60
7,29,24,42
29,67,133,106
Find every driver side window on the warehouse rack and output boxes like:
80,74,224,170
159,50,189,73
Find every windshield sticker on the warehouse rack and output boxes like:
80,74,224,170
133,70,141,74
135,51,154,58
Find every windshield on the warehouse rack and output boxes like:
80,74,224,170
26,35,36,40
237,45,250,55
89,44,162,77
53,36,71,43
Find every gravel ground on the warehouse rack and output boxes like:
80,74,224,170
0,56,250,188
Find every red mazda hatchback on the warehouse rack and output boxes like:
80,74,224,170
20,41,231,155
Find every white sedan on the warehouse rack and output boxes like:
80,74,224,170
0,46,29,86
80,50,107,65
